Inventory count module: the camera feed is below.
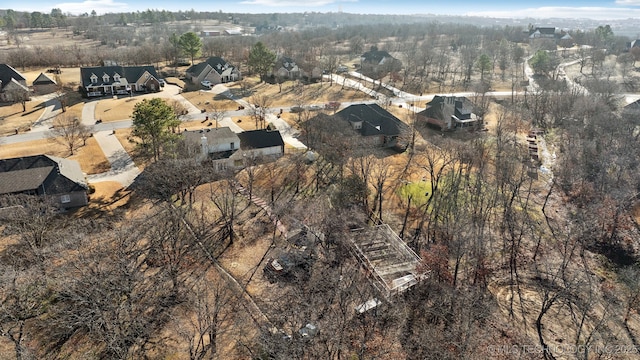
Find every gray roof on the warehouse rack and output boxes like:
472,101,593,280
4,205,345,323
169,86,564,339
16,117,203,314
0,64,26,90
418,95,475,122
336,103,408,137
33,72,57,85
187,57,236,76
361,50,393,64
183,127,240,146
0,155,87,196
79,65,159,88
275,56,297,71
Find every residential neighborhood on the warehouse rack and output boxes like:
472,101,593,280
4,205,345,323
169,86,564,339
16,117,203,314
1,6,640,360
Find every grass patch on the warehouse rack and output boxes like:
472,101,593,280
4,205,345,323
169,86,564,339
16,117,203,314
398,181,432,207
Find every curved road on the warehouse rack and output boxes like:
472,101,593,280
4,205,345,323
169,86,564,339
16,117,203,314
3,64,640,188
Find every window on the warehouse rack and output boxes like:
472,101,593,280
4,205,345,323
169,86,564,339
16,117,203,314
113,74,121,82
103,74,110,82
60,194,71,203
230,142,235,150
90,74,98,84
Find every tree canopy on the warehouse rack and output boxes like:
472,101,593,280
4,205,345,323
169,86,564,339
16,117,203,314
247,41,276,82
131,98,180,161
179,32,202,65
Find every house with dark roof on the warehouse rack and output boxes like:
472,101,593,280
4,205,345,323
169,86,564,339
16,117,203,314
32,72,57,95
359,47,402,76
79,65,162,97
0,155,89,208
186,57,240,86
626,39,640,51
182,127,284,169
335,103,409,150
623,98,640,119
417,95,482,131
528,27,573,46
237,129,285,158
0,64,30,103
272,56,301,79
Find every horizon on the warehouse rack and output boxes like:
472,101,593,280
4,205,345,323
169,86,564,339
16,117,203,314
4,0,640,21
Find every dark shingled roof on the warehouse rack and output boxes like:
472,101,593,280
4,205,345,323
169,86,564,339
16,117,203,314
0,155,87,196
0,64,26,90
361,50,393,64
237,129,285,150
275,56,298,71
187,57,236,76
418,95,474,122
80,65,158,88
336,103,408,136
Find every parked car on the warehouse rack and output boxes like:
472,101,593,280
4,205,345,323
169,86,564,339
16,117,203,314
290,106,304,113
158,79,166,87
325,101,341,110
337,65,348,73
307,105,323,111
201,80,212,89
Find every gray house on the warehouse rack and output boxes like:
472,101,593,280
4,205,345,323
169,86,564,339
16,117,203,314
0,64,30,103
186,57,241,86
32,72,57,95
80,65,162,97
417,95,482,131
0,155,89,208
335,103,409,151
182,127,284,169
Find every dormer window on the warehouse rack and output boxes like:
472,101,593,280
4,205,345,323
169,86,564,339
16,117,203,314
113,74,121,82
90,74,98,84
103,74,110,82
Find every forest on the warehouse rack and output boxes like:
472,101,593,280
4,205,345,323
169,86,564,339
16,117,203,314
1,7,640,360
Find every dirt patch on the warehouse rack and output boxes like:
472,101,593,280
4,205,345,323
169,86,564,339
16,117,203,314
85,181,131,212
94,96,141,122
70,137,111,174
0,100,46,136
0,137,109,175
180,90,239,112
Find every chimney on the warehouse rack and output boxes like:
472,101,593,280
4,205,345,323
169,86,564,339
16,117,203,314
201,135,208,155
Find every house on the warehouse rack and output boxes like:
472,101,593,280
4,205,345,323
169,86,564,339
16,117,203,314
626,39,640,51
182,127,284,169
528,27,573,46
186,57,241,86
529,27,557,40
623,98,640,119
0,64,30,103
80,65,162,97
182,127,241,170
237,129,285,159
32,72,57,95
417,95,482,131
201,30,222,37
359,47,402,76
0,155,89,208
272,56,301,80
335,103,410,150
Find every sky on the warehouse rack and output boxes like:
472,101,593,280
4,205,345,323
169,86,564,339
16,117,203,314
7,0,640,20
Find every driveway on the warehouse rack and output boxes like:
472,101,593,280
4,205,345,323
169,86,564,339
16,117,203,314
79,96,140,188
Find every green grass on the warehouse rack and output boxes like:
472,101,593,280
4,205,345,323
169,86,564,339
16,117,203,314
398,181,432,207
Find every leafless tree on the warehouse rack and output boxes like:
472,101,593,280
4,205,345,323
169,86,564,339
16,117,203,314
48,114,92,156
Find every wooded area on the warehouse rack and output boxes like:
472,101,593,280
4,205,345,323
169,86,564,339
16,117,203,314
1,7,640,360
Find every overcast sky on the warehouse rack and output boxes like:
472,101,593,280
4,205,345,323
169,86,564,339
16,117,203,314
8,0,640,20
